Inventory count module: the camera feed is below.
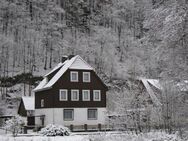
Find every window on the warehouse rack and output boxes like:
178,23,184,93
41,99,44,107
59,89,68,101
88,109,97,120
70,71,78,82
83,72,91,82
82,90,90,101
71,90,79,101
93,90,101,101
63,109,74,121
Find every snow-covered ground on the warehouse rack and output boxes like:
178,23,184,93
0,131,186,141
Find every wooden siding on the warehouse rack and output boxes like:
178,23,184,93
18,100,27,117
35,69,107,109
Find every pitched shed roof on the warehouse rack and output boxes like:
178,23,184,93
33,55,94,92
22,97,35,110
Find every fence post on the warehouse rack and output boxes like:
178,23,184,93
98,124,101,131
23,126,27,134
84,124,87,131
70,124,73,132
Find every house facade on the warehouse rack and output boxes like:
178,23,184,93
33,55,108,130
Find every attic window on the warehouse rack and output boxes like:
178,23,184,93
83,72,90,82
70,71,78,82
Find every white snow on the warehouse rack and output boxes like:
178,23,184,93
0,135,86,141
33,77,48,92
69,56,93,70
22,97,35,110
0,131,183,141
34,55,94,92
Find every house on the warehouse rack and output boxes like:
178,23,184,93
107,78,163,130
18,97,35,117
33,55,108,131
18,97,35,126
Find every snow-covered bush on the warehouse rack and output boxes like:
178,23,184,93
40,124,70,136
4,115,25,136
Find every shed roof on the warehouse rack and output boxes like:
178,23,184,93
22,97,35,110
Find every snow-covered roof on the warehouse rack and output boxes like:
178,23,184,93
44,62,65,77
141,79,162,107
147,79,163,90
33,77,48,92
22,97,35,111
33,55,94,92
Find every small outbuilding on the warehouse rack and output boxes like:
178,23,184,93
18,97,35,117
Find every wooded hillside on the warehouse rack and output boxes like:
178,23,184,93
0,0,188,133
0,0,187,80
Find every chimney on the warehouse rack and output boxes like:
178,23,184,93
61,56,68,63
68,55,75,60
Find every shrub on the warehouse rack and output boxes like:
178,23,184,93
40,124,70,136
4,115,25,137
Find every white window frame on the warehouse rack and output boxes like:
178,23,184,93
70,71,78,82
82,90,90,101
41,99,44,107
71,89,79,101
59,89,68,101
93,90,101,101
63,109,74,121
83,72,91,82
88,109,98,120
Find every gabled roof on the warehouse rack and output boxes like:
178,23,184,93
33,55,94,92
22,97,35,111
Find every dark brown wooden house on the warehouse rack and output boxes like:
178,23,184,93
33,55,108,131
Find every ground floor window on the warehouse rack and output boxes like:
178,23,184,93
63,109,74,121
88,109,97,120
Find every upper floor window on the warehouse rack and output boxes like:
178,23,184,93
70,71,78,82
93,90,101,101
82,90,90,101
71,90,79,101
41,99,44,107
59,89,68,101
83,72,90,82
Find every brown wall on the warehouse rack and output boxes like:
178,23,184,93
18,100,27,117
35,69,107,109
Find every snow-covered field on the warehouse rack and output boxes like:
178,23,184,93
0,131,186,141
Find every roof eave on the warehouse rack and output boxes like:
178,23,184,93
33,86,52,93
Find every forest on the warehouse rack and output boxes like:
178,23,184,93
0,0,188,136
